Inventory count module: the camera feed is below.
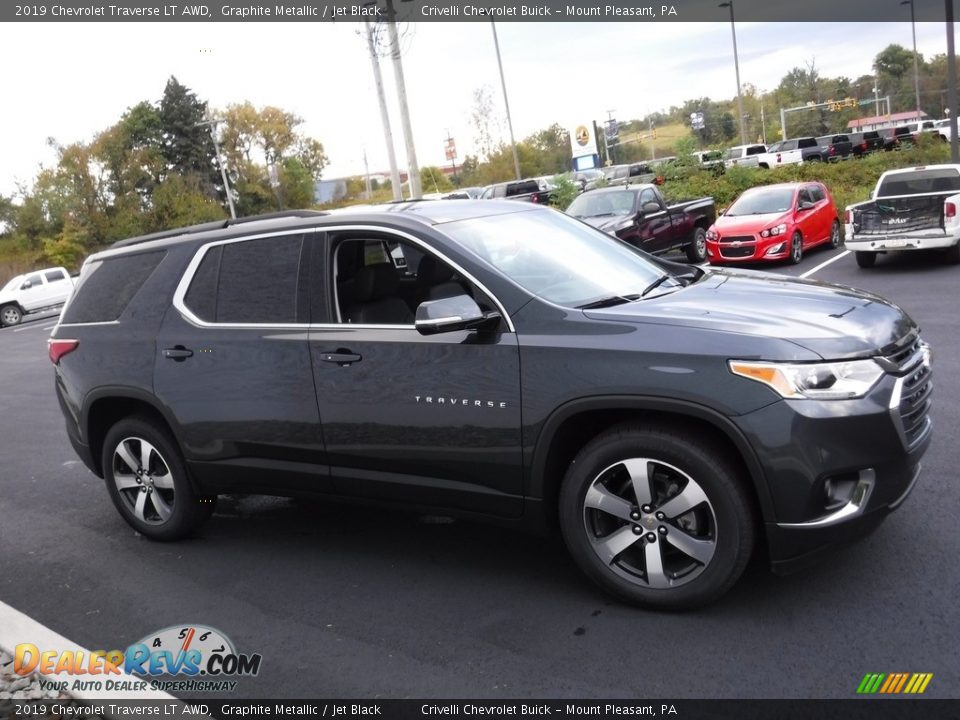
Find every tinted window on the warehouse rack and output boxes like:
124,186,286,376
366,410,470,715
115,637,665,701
746,145,766,155
798,138,817,148
25,274,43,287
44,270,67,283
215,235,303,324
62,251,167,324
808,185,825,202
183,245,222,323
877,169,960,197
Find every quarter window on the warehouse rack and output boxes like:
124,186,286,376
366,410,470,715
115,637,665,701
183,235,304,324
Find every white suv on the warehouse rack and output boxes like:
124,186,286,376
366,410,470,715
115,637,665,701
0,266,75,327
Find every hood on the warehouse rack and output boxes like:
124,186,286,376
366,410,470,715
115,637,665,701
714,212,789,234
578,215,633,233
584,268,916,360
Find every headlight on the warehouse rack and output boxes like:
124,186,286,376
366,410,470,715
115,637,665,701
760,223,788,238
706,229,719,240
728,359,885,400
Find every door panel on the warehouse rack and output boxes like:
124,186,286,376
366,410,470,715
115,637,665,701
309,326,523,516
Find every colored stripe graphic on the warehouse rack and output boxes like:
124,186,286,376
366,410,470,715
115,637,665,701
857,673,932,694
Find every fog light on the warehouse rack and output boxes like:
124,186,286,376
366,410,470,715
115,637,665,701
765,243,785,255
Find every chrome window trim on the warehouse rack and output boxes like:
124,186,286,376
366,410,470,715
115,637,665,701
171,224,516,333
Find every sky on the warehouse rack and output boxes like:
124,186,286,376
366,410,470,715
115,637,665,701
0,20,955,195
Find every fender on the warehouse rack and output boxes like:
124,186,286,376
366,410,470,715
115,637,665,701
81,385,184,448
527,394,776,523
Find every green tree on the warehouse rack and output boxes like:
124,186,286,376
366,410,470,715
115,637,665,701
420,166,453,193
159,76,217,194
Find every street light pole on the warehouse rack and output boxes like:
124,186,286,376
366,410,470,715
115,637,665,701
363,19,402,201
719,1,747,145
385,0,422,199
491,21,521,181
195,118,236,219
901,0,922,120
946,0,959,162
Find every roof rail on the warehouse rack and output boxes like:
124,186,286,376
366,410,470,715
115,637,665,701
109,210,329,249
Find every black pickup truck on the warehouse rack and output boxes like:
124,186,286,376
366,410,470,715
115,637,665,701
816,134,855,161
479,179,551,204
566,183,716,262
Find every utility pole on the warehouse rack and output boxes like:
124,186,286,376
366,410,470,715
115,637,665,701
195,118,236,219
364,19,402,201
947,0,959,162
902,0,922,121
719,1,747,145
491,21,521,181
384,1,421,199
363,149,372,199
649,118,656,160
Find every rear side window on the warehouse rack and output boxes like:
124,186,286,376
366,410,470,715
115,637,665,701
62,250,167,324
746,145,765,155
45,269,67,282
183,235,304,324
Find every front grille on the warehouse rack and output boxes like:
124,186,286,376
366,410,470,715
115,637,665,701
899,362,933,447
720,246,754,258
885,339,933,449
718,235,754,244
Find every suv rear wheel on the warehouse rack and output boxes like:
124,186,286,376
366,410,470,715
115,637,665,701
559,424,755,609
102,416,216,540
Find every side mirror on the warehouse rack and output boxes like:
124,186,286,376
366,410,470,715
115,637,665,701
641,201,661,214
799,201,815,211
415,294,499,336
20,280,32,290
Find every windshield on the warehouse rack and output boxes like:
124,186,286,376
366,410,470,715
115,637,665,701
566,190,636,218
442,209,667,307
2,275,24,292
726,188,796,216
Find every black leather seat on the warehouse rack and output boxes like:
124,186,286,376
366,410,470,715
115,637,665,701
417,254,465,302
343,263,414,325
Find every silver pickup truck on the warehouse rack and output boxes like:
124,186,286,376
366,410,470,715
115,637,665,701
0,266,76,326
845,164,960,268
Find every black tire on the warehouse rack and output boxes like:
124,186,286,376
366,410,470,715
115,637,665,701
807,155,822,163
829,220,842,249
1,304,22,327
942,242,960,264
102,416,216,540
686,226,708,263
558,423,756,609
789,231,804,265
855,251,877,268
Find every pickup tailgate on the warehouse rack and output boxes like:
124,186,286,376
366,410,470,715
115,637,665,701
850,194,955,237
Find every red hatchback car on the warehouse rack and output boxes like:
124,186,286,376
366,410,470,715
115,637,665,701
705,182,842,265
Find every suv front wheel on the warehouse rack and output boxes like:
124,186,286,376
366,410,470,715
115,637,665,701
559,423,755,609
102,416,216,540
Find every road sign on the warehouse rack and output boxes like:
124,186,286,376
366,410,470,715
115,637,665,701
690,112,705,130
444,137,457,161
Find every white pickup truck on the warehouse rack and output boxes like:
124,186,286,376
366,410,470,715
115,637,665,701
0,266,76,327
844,164,960,268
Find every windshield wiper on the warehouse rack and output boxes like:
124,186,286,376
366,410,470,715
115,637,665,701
640,273,676,297
577,293,640,309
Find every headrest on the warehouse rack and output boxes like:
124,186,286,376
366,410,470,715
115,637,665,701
352,263,400,303
417,254,453,285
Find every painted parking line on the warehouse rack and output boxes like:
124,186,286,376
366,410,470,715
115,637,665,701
800,249,851,279
12,323,55,333
0,599,178,708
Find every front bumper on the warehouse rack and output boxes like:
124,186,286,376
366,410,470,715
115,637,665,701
706,234,791,263
732,367,932,571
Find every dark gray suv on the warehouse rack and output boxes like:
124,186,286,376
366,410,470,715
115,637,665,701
50,203,932,608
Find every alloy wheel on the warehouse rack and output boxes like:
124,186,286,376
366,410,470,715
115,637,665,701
581,457,717,589
112,437,176,525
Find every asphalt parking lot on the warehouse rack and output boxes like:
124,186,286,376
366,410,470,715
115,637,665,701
1,245,958,700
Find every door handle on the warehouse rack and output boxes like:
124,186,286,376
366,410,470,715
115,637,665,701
162,346,194,361
320,350,362,366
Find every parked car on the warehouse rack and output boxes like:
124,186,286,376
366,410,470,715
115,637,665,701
848,131,887,156
706,182,841,265
756,137,825,168
603,163,656,186
694,150,725,170
933,119,953,143
816,134,855,161
723,144,767,168
443,186,484,200
572,169,605,192
479,179,550,203
845,164,960,267
0,266,75,327
565,184,716,262
50,203,932,609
